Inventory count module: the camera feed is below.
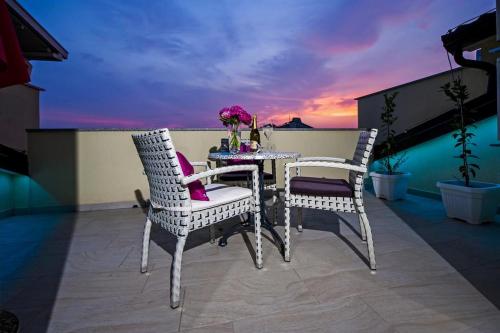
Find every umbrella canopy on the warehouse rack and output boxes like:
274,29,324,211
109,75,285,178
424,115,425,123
0,33,6,70
0,0,30,88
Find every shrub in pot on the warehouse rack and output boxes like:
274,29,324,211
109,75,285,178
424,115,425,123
437,78,500,224
369,92,410,200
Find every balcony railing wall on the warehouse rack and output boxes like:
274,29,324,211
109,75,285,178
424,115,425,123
26,129,362,211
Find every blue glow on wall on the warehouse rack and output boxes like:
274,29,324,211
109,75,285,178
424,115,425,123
372,116,499,195
0,168,59,217
0,171,14,215
0,170,32,215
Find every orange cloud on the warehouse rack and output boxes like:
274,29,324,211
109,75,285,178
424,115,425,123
260,92,359,128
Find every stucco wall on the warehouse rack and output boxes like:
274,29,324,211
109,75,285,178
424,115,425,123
28,131,77,209
357,67,488,142
0,84,40,151
27,129,363,210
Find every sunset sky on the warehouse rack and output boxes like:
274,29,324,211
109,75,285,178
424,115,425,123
23,0,494,129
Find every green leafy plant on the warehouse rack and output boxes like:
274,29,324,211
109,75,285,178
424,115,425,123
379,91,406,174
440,77,479,187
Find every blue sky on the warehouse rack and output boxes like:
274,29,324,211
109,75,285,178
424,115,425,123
21,0,495,128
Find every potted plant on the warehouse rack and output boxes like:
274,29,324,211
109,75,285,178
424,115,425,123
370,92,411,200
437,78,500,224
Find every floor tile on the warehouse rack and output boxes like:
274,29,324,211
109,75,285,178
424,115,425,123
180,269,317,330
232,297,395,333
1,193,499,332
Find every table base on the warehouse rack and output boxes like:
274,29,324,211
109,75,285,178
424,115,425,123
217,214,284,256
218,160,285,258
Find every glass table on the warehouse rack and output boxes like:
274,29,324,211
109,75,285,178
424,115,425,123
208,150,301,256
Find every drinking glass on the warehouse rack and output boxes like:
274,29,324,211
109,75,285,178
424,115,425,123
263,125,274,151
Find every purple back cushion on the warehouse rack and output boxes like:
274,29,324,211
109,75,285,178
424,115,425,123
176,152,209,201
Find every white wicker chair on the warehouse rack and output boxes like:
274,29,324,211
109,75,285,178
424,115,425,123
284,129,378,270
132,129,262,308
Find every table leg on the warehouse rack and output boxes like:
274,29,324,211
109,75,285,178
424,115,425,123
218,161,285,258
257,161,285,256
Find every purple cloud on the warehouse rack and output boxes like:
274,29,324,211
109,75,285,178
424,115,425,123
23,0,496,129
303,0,433,54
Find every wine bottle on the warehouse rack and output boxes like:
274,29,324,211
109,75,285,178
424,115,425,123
250,114,260,152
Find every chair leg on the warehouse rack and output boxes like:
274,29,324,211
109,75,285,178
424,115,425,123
360,212,376,270
284,205,291,262
358,214,367,241
209,225,216,244
297,207,303,232
141,218,152,273
355,192,367,241
354,193,376,270
253,212,263,269
170,236,186,308
272,189,278,225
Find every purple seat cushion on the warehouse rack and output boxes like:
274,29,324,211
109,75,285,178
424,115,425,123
219,171,273,182
176,152,209,201
290,176,353,197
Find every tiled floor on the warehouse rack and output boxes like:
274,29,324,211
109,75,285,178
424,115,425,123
381,194,500,310
1,193,500,332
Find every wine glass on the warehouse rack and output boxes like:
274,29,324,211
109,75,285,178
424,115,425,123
263,125,274,151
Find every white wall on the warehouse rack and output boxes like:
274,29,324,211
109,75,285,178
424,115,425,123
0,84,40,151
358,67,488,143
27,129,363,211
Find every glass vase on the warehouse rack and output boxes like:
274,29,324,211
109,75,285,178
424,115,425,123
228,123,241,153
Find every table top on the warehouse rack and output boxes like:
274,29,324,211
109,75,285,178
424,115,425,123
208,150,301,161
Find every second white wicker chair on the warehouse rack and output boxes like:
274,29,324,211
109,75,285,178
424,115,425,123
132,129,262,308
283,129,378,270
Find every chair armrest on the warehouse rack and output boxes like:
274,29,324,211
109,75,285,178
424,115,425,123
190,161,212,184
181,165,258,185
191,161,211,170
286,161,367,174
297,156,347,163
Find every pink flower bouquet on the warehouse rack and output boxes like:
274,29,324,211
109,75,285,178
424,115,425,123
219,105,251,153
219,105,252,126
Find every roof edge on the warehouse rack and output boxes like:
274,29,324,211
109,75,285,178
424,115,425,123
355,68,467,100
6,0,68,60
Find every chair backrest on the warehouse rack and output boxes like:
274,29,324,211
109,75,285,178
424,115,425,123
349,129,378,189
351,129,378,168
132,129,191,211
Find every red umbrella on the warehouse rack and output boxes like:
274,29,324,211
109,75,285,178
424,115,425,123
0,34,6,70
0,0,30,88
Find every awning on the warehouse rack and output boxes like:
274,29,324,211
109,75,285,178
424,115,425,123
441,10,497,96
6,0,68,61
0,0,30,88
0,33,7,70
442,10,496,53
